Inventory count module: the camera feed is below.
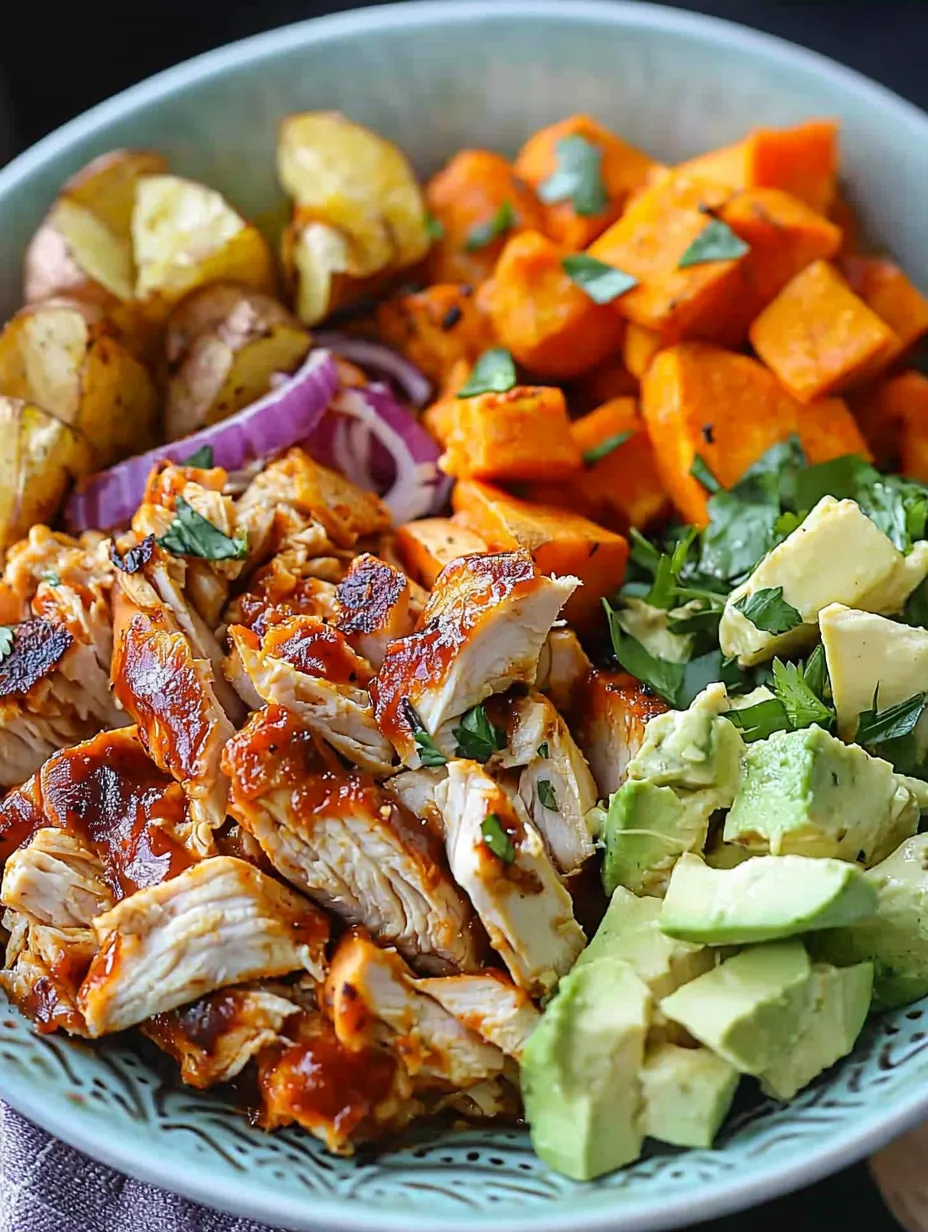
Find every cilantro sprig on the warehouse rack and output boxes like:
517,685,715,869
452,704,506,763
466,201,516,251
457,348,517,397
157,498,247,562
857,687,927,747
733,587,803,635
538,135,608,216
562,254,637,304
481,813,516,863
403,701,447,767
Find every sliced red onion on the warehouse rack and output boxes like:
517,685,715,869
65,349,340,533
315,384,450,524
312,331,432,408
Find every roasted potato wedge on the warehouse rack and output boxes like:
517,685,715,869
164,282,311,438
0,299,160,467
132,175,277,320
0,397,92,559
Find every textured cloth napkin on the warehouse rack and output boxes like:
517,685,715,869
0,1102,275,1232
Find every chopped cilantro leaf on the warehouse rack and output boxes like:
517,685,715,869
456,348,517,397
403,701,448,767
603,599,684,707
466,200,516,251
183,445,214,468
157,498,247,561
562,254,637,303
481,813,515,863
726,698,792,742
733,586,803,635
772,658,835,732
678,217,749,268
856,687,928,746
537,779,559,811
690,455,721,494
538,135,608,216
582,430,632,466
537,741,550,760
452,704,506,763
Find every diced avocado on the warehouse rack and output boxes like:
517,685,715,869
759,961,873,1100
720,496,915,667
579,886,714,997
704,838,755,870
640,1041,740,1149
618,597,693,663
724,726,919,866
627,683,744,795
811,835,928,1008
602,781,705,898
660,852,878,945
520,958,651,1180
858,540,928,614
660,941,813,1074
820,603,928,761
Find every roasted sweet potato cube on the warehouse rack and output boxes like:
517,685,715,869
570,397,669,531
586,175,746,341
421,359,472,445
452,480,629,629
797,396,872,465
375,283,496,386
851,370,928,473
641,343,803,527
394,517,489,588
749,260,899,402
572,355,638,412
841,255,928,367
480,230,624,379
424,150,546,286
623,323,663,378
438,385,582,482
514,114,658,250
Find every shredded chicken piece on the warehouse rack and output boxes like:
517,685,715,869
223,557,339,635
0,526,114,621
437,1075,523,1121
78,856,330,1036
223,705,480,973
436,760,585,997
1,827,114,927
385,767,448,837
334,553,416,670
415,971,540,1060
0,907,95,1036
371,551,578,766
535,626,593,714
227,618,394,775
572,669,669,798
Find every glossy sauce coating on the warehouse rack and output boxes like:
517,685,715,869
263,617,372,687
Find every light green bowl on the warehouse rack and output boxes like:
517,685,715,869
1,3,928,1230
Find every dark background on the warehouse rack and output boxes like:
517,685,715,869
1,2,923,1228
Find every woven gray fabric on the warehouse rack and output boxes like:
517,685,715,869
0,1103,277,1232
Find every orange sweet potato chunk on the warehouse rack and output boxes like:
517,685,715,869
641,343,803,526
375,284,496,385
898,371,928,484
421,358,471,445
623,323,663,378
749,260,899,403
425,150,546,285
572,354,639,411
797,396,872,465
514,114,658,250
851,370,928,474
841,255,928,366
452,480,629,629
586,174,746,341
570,398,669,530
480,230,624,378
394,517,489,588
438,385,583,482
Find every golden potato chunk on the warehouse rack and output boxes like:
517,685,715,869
164,283,311,439
0,300,160,468
132,175,277,319
0,398,92,559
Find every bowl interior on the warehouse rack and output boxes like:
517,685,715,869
1,3,928,1231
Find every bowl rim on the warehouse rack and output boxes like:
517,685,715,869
3,2,928,1229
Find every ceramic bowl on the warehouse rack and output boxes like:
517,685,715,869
1,3,928,1229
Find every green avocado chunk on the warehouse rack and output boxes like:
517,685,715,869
758,961,873,1100
810,834,928,1008
602,781,703,898
520,958,651,1180
640,1041,740,1148
724,726,918,866
660,852,878,945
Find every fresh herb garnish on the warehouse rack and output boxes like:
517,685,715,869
902,577,928,629
403,700,448,767
183,445,214,468
794,454,928,554
40,570,61,587
481,813,515,863
733,586,803,635
772,657,835,732
424,210,445,240
582,430,633,466
603,598,685,707
690,455,722,494
856,687,928,746
678,217,749,268
646,528,699,610
452,703,506,763
466,200,516,251
456,348,517,397
537,779,559,811
537,741,550,759
562,254,637,304
158,498,247,562
727,698,793,742
0,626,14,663
538,135,608,216
803,644,829,701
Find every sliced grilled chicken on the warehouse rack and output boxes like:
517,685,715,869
438,1075,522,1121
112,603,233,847
491,691,597,874
385,767,448,836
372,551,579,766
415,971,540,1060
1,827,114,927
141,985,301,1089
227,618,394,775
78,856,330,1036
223,705,479,973
436,760,585,997
323,930,505,1088
0,908,96,1036
535,626,593,714
223,554,339,635
572,669,669,799
334,553,416,670
0,525,114,622
0,776,45,866
257,1007,421,1154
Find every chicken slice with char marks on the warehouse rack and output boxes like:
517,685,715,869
223,705,480,973
415,971,541,1061
334,552,416,670
1,908,96,1036
1,827,114,927
0,776,45,866
572,669,668,798
227,617,394,775
489,690,598,874
436,760,586,997
112,596,233,848
371,550,579,766
141,985,301,1089
78,855,330,1036
223,555,338,636
323,930,505,1088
